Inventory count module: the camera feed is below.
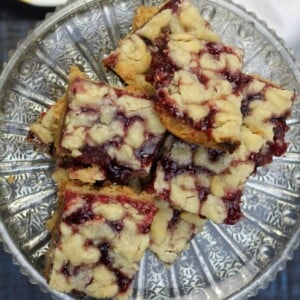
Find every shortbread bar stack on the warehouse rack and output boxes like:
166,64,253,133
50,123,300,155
27,0,294,299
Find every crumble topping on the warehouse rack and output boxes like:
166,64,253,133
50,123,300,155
47,183,157,300
58,77,165,182
103,0,219,94
150,200,206,264
154,131,261,224
103,0,246,149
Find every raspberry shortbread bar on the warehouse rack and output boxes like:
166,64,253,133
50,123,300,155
103,0,220,93
154,75,294,224
153,135,249,224
240,75,294,163
55,74,165,184
103,0,246,150
46,182,157,300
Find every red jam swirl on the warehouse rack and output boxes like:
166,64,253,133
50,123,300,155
98,242,133,293
222,190,243,225
221,70,252,94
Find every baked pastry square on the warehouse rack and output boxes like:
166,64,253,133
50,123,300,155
153,79,293,226
103,0,220,93
240,75,294,164
55,74,165,184
103,0,247,150
153,74,294,224
46,182,157,300
28,66,166,184
153,134,251,225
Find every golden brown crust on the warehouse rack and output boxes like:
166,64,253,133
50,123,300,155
53,66,87,155
132,6,159,31
109,6,158,93
26,97,65,156
156,106,239,151
44,182,66,281
64,181,155,204
124,84,149,94
27,66,87,157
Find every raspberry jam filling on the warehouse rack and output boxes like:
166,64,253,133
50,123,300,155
241,93,263,116
160,0,182,12
167,209,181,229
161,157,212,181
106,220,124,232
207,149,226,161
99,242,112,266
105,160,137,184
60,263,71,277
222,190,243,225
254,115,289,167
198,186,210,202
63,190,157,234
145,34,179,87
76,145,137,183
98,242,133,294
102,52,119,69
196,73,210,87
64,202,95,227
221,70,252,93
155,93,218,133
70,78,87,94
205,42,236,59
134,136,163,166
72,138,159,183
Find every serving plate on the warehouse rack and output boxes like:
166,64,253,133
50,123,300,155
0,0,300,299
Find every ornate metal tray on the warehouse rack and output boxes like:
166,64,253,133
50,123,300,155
0,0,299,299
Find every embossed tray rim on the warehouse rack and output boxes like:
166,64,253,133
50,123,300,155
0,0,300,299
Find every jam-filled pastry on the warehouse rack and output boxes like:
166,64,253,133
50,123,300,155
153,78,294,226
46,182,157,300
103,0,220,93
55,73,165,184
150,200,206,264
153,135,251,225
239,75,294,164
153,75,294,223
103,0,247,150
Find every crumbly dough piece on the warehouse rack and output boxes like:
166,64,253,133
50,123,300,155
103,0,247,149
153,73,294,224
150,200,206,264
46,182,157,300
104,0,294,151
132,6,159,30
27,66,86,156
103,0,220,93
56,76,165,183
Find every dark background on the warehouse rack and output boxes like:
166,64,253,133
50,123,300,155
0,1,299,299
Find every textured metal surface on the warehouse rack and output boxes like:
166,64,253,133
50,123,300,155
0,0,300,299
